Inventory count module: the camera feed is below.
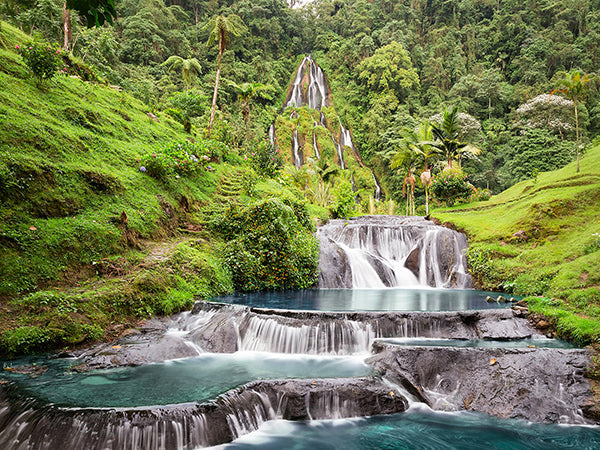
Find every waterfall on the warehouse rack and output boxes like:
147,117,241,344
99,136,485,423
331,136,346,169
284,56,330,110
0,376,407,449
285,56,309,109
312,122,320,159
318,216,472,289
338,120,356,155
373,172,382,201
183,303,537,355
320,112,327,127
292,129,303,168
268,123,276,147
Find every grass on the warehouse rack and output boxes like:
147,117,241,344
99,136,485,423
0,22,321,355
434,144,600,344
0,22,236,354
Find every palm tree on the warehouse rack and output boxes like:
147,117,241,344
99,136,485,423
162,56,202,92
551,69,589,173
228,81,274,136
203,14,247,137
428,106,480,168
411,123,438,215
391,147,419,216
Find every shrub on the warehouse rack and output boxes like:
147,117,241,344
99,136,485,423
140,140,225,180
218,198,319,291
469,187,491,202
430,168,473,206
16,41,61,83
331,178,357,219
247,138,284,178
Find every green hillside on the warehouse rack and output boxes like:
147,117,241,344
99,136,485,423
435,145,600,344
0,23,318,355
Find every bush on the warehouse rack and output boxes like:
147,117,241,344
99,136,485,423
140,140,224,180
248,138,284,178
331,178,357,219
469,187,491,202
430,168,473,206
218,198,319,291
16,41,61,83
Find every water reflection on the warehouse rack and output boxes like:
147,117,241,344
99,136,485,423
213,288,513,312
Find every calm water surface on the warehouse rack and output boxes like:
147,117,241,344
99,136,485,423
221,407,600,449
213,288,514,312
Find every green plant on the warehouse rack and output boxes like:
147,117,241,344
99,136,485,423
217,198,319,291
248,139,284,178
140,141,216,180
331,178,356,219
16,41,61,84
584,233,600,255
430,167,473,206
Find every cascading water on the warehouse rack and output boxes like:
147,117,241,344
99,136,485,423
318,215,472,289
268,123,276,147
331,135,346,169
284,56,330,110
373,172,382,201
291,129,303,168
312,121,320,159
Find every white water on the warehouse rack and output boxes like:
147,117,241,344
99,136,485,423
285,55,328,110
292,129,302,168
318,216,472,289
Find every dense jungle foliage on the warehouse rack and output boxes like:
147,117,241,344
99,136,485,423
2,0,600,353
3,0,599,201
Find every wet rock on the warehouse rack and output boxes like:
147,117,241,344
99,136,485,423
404,246,421,279
367,345,593,424
0,377,407,449
486,296,495,302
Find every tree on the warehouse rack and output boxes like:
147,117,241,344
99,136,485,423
203,14,247,138
551,69,590,173
515,94,575,138
66,0,116,27
162,56,202,92
390,146,419,216
428,106,480,169
228,81,274,136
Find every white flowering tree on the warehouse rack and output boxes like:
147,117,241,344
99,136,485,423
515,94,575,139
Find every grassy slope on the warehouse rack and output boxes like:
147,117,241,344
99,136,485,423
0,23,237,354
434,145,600,344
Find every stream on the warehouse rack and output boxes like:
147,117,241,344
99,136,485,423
1,216,599,448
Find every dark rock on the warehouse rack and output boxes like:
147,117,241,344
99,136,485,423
367,345,593,424
0,377,407,449
404,246,421,278
513,230,527,241
486,296,495,302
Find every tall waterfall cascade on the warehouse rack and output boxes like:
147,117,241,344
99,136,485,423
276,55,382,200
285,55,329,110
318,215,472,289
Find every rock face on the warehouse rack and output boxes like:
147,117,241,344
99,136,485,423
368,343,592,424
0,377,407,449
317,216,473,289
72,302,545,368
